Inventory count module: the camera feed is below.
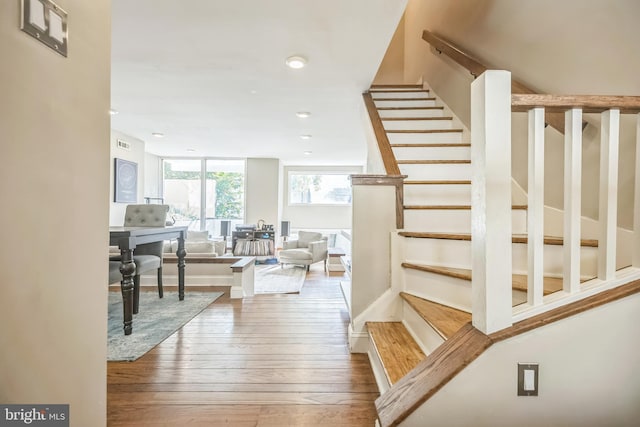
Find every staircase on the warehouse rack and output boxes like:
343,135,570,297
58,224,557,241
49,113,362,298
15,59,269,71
355,82,640,426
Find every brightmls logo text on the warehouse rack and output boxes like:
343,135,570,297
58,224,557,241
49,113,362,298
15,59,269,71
0,405,68,426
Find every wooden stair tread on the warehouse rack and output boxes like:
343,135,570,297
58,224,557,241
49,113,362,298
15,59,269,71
400,292,471,339
404,180,471,185
370,84,423,89
401,263,588,295
404,204,527,210
392,143,470,148
397,159,470,165
383,117,452,121
376,106,444,111
398,231,598,247
375,323,492,427
375,97,436,101
371,90,430,94
386,129,463,133
366,322,426,385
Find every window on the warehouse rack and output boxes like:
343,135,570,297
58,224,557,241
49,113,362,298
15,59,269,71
163,159,245,234
288,172,351,205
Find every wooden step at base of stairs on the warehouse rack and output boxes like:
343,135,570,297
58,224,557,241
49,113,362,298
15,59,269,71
370,84,423,89
398,231,599,247
401,262,592,296
400,292,471,340
366,322,426,386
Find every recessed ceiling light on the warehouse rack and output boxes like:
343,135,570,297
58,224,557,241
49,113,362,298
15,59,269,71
303,151,312,155
186,148,196,152
152,132,164,138
109,109,118,115
300,134,312,140
296,111,311,118
250,90,258,94
286,55,307,69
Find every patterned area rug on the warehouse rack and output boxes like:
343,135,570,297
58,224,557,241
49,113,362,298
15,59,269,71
108,291,222,361
254,264,306,294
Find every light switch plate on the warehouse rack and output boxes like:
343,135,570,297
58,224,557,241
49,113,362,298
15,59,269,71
20,0,68,57
517,363,539,396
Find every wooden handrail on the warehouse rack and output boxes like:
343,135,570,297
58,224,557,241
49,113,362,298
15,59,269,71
375,278,640,427
362,92,401,175
421,30,580,134
512,94,640,114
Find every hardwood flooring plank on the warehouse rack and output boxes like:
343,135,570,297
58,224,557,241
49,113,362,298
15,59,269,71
107,268,379,426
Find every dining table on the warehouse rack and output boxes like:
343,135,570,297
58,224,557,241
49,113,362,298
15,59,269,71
109,225,188,335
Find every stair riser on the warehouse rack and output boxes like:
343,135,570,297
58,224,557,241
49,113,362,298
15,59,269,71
399,163,471,180
388,132,464,144
378,109,445,119
403,269,547,309
393,146,470,161
404,209,527,234
400,237,599,278
402,301,446,353
371,91,429,99
383,120,454,131
403,268,472,312
374,99,437,108
404,184,471,205
367,341,391,394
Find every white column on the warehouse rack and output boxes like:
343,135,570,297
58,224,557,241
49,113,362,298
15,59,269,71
634,113,640,267
470,70,513,334
598,109,620,280
527,108,545,306
563,109,583,293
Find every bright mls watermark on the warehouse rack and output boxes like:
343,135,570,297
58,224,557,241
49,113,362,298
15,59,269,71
0,405,68,426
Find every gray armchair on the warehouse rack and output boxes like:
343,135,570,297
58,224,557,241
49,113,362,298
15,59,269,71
110,204,169,313
278,231,328,271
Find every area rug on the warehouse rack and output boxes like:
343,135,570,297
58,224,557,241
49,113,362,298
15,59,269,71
254,264,306,294
108,291,222,361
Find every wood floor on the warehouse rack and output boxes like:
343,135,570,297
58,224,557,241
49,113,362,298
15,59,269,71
107,266,379,426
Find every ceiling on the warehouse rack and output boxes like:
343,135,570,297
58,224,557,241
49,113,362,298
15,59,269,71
110,0,407,165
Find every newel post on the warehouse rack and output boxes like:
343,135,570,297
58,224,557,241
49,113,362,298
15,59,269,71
470,70,513,334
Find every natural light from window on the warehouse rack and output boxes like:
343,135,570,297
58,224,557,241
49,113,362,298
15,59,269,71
288,172,351,205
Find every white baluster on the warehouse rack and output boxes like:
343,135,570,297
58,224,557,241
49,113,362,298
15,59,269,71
528,108,545,306
564,109,583,293
470,70,513,334
634,113,640,267
598,109,620,280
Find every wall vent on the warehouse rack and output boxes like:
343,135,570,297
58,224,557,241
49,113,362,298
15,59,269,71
117,139,131,151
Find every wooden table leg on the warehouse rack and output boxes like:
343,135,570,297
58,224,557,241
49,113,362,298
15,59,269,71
119,246,136,335
177,231,186,301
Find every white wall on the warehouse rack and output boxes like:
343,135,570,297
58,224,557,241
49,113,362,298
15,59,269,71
282,165,361,229
109,129,146,225
144,152,161,200
400,0,640,229
405,292,640,427
246,158,280,228
0,1,110,425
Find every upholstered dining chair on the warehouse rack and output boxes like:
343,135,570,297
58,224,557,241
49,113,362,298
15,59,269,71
111,204,169,313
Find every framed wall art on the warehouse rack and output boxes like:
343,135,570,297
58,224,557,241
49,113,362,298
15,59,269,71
114,158,138,203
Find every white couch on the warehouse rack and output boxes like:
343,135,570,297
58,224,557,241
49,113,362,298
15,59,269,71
164,230,226,257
